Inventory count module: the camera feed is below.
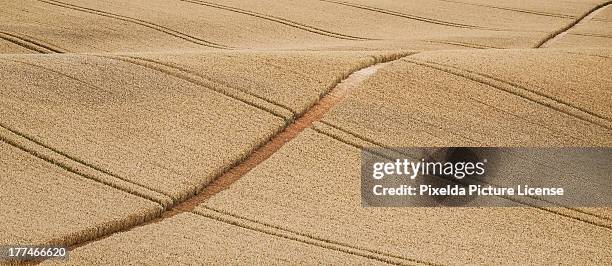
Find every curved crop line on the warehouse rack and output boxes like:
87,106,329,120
0,122,169,206
57,54,413,261
406,59,612,130
428,60,612,123
196,206,431,265
132,56,296,116
0,30,66,53
5,58,113,93
34,0,231,49
434,0,575,19
100,55,290,121
318,0,483,29
569,32,612,39
563,51,612,59
313,124,612,230
536,1,612,48
0,58,176,202
426,40,500,49
179,0,374,41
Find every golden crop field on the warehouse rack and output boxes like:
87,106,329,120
0,0,610,264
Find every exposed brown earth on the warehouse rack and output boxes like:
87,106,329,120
1,0,610,264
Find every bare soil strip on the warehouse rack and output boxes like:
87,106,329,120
172,61,396,212
0,30,65,53
537,1,612,48
61,54,410,257
179,0,374,41
35,0,230,49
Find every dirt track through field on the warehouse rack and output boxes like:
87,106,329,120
3,0,611,263
57,53,411,254
537,1,612,48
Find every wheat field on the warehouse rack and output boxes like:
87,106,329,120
1,0,611,264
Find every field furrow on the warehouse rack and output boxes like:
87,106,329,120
196,129,612,265
35,0,230,49
180,0,373,41
318,0,483,29
1,0,610,264
0,30,66,53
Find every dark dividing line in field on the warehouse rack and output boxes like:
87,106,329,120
0,30,65,53
34,0,230,49
131,56,296,116
61,53,410,261
100,55,291,121
167,59,399,212
433,0,575,19
317,0,482,30
536,1,612,48
406,59,612,130
179,0,374,41
312,125,612,230
194,207,429,266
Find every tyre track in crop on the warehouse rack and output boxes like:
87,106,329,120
150,54,408,212
0,58,176,205
318,0,484,30
194,206,428,266
34,0,230,49
426,40,501,49
563,51,612,59
3,58,115,94
0,30,66,53
100,55,294,120
131,56,297,117
433,0,575,19
179,0,374,41
0,122,171,207
312,123,612,230
405,59,612,130
537,1,612,48
569,32,612,38
62,53,416,263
